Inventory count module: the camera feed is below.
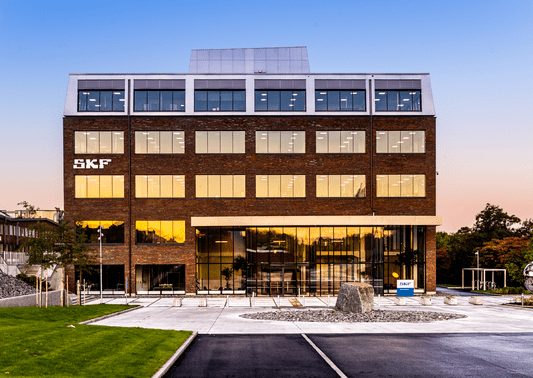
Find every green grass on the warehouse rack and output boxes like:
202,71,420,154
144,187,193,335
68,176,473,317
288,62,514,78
0,305,192,377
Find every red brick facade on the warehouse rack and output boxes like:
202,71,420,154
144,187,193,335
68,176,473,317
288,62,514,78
64,116,436,294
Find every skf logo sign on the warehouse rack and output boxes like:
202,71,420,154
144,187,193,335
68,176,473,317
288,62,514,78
399,281,412,287
73,159,112,169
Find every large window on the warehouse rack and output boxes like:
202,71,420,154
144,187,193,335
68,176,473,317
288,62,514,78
256,131,305,154
135,175,185,198
195,131,245,154
255,91,305,111
316,131,365,153
315,90,365,111
375,90,421,111
135,131,185,154
197,225,426,295
376,175,425,197
256,175,306,198
194,90,245,111
76,221,124,244
78,90,125,112
134,90,185,112
75,131,124,154
75,176,124,198
376,131,425,153
316,175,366,198
135,221,185,244
196,175,246,198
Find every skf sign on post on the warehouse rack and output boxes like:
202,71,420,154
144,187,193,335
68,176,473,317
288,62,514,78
397,280,414,297
73,159,112,169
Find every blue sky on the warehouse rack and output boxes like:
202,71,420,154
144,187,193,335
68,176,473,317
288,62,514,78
0,0,532,232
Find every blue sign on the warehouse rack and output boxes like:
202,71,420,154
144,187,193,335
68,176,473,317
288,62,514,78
397,280,414,297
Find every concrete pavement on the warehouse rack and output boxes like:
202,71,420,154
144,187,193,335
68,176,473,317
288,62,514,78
84,294,533,334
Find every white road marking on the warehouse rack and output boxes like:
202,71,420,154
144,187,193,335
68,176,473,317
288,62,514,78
301,333,348,378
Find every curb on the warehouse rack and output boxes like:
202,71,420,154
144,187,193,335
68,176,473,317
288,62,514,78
78,306,142,325
152,331,198,378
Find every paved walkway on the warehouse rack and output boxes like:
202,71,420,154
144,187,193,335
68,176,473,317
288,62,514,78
84,294,533,335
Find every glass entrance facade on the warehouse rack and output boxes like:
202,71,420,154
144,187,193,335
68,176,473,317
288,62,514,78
196,225,425,295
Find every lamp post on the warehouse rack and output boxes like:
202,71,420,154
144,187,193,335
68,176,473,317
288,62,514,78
98,225,103,304
475,250,479,290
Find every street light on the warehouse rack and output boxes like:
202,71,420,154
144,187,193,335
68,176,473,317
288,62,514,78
475,250,479,290
98,225,103,304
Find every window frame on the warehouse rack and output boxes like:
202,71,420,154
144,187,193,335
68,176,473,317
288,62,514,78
376,174,426,198
255,175,306,198
134,131,185,154
134,90,185,112
316,175,366,198
78,90,125,112
315,90,366,112
374,90,422,112
255,131,306,154
254,90,306,112
74,131,125,154
195,131,246,154
195,175,246,198
376,130,426,154
194,90,246,112
316,131,366,154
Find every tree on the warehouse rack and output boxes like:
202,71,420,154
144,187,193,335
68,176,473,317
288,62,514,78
472,203,521,242
481,236,532,286
20,208,96,306
221,267,233,289
17,201,39,218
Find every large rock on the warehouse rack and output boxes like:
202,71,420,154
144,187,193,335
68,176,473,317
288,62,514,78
335,282,374,313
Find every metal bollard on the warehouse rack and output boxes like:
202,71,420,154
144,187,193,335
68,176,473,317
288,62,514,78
327,295,330,307
303,294,305,307
277,295,280,307
226,295,229,307
378,294,381,307
252,291,255,307
522,293,524,306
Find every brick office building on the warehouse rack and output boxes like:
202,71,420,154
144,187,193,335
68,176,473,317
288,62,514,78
63,47,441,296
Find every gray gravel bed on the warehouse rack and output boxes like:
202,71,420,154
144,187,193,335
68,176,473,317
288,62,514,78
240,309,467,323
0,272,36,299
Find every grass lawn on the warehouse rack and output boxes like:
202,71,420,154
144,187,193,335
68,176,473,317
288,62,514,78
0,305,192,377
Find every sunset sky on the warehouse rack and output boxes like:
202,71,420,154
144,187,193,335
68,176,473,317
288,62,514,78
0,0,531,233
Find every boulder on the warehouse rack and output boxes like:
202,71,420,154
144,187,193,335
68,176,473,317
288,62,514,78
335,282,374,313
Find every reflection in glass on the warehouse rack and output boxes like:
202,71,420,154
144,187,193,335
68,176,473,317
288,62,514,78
135,220,185,244
76,221,125,243
256,131,305,154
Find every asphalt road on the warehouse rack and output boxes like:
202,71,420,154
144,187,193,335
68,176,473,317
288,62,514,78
165,333,533,378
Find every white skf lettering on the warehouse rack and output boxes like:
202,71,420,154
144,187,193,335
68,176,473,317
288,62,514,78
73,159,85,169
73,159,113,169
99,159,112,168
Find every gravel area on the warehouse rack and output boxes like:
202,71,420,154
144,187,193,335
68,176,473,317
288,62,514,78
240,309,467,323
0,272,36,299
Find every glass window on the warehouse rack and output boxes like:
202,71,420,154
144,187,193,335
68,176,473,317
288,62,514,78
134,90,185,112
194,90,246,112
376,131,425,154
195,175,246,198
255,175,306,198
316,175,365,198
78,90,124,112
374,90,421,111
376,175,425,197
135,131,184,154
135,175,185,198
315,90,366,112
254,91,305,111
135,221,185,244
76,221,124,243
195,131,245,154
316,131,365,153
75,176,124,198
75,131,124,154
255,131,305,154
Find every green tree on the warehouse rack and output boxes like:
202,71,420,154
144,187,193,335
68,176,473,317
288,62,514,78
17,201,40,218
